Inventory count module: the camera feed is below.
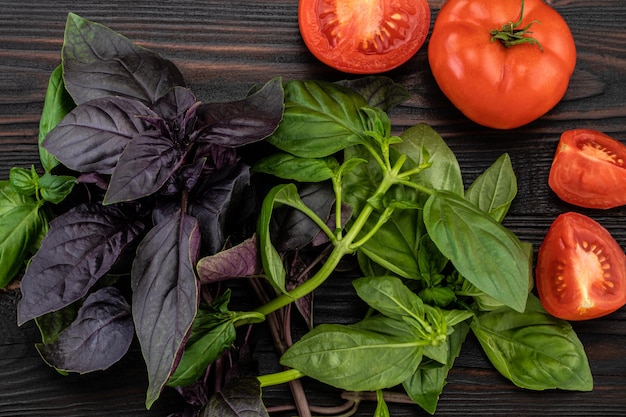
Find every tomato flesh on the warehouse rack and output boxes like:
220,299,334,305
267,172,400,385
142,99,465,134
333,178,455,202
549,129,626,209
298,0,430,74
536,212,626,321
427,0,576,129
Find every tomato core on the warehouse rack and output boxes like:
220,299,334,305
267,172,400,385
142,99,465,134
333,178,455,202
578,140,624,166
571,240,611,313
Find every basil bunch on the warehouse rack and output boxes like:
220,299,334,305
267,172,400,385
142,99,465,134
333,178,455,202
247,78,592,414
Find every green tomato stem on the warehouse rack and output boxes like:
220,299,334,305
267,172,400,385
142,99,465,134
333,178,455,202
490,0,543,50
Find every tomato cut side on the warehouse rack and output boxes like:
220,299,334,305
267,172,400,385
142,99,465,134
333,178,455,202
549,129,626,209
536,212,626,321
298,0,430,74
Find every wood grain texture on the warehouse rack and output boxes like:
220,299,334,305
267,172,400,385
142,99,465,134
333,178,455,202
1,0,626,416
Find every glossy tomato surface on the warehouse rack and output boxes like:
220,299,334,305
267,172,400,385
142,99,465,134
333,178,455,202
298,0,430,74
536,212,626,321
549,129,626,209
428,0,576,129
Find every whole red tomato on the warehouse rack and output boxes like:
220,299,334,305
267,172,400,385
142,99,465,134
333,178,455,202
298,0,431,74
549,129,626,209
428,0,576,129
536,212,626,321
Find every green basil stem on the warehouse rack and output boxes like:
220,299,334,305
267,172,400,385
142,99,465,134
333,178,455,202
331,173,345,239
257,368,306,388
251,155,419,318
490,0,543,50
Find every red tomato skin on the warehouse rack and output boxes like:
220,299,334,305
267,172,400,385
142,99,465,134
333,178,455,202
549,129,626,209
298,0,430,74
428,0,576,129
536,212,626,321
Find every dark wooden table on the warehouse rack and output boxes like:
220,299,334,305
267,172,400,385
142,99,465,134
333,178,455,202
1,1,626,416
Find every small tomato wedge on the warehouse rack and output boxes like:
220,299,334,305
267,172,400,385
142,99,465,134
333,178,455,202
536,212,626,321
298,0,430,74
549,129,626,209
428,0,576,129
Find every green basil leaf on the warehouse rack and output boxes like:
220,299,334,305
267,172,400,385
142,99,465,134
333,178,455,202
39,65,75,173
395,124,464,197
403,321,470,414
374,390,391,417
39,173,76,204
258,184,292,293
471,295,593,391
417,234,449,278
0,182,46,288
267,80,369,158
357,209,422,279
472,241,535,311
168,292,237,387
442,309,474,328
418,287,456,308
253,153,337,182
281,320,423,392
9,166,38,196
353,276,425,322
424,191,530,312
348,314,422,340
342,143,383,214
259,183,333,292
465,153,517,222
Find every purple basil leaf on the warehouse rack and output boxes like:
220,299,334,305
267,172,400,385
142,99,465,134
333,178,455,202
200,377,269,417
62,13,185,105
76,172,110,191
197,235,261,284
151,87,199,140
104,134,183,205
272,183,335,252
152,87,198,121
194,77,283,147
43,96,157,175
195,143,239,175
162,158,206,195
35,287,133,373
131,210,201,409
188,163,251,255
17,204,146,325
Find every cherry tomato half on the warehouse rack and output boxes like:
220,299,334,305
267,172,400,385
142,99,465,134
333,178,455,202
298,0,430,74
536,212,626,321
428,0,576,129
549,129,626,209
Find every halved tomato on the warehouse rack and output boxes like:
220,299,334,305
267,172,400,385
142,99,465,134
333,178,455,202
298,0,430,74
536,212,626,321
549,129,626,209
